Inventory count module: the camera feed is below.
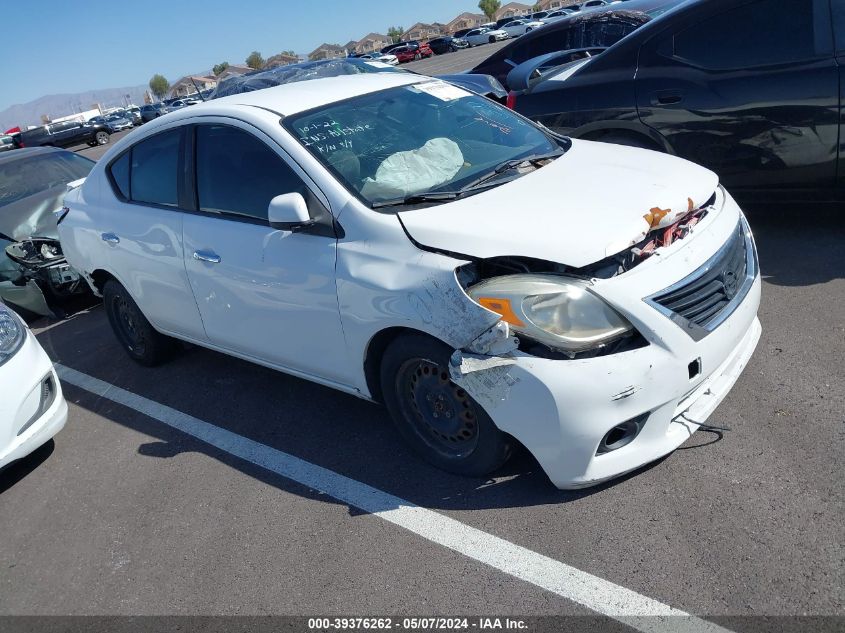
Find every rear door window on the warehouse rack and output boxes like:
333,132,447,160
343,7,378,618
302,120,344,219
129,129,181,206
672,0,831,69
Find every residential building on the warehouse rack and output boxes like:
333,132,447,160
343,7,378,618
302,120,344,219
264,53,300,69
308,43,345,61
215,64,253,81
401,22,445,41
444,12,486,34
352,32,391,54
494,2,533,20
536,0,579,9
170,75,217,98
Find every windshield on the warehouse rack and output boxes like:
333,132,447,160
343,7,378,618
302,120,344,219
284,82,563,208
0,152,94,208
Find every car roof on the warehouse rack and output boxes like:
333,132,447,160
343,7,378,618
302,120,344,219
180,73,426,118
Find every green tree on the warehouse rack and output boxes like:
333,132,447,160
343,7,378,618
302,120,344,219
148,74,170,99
281,50,296,56
387,26,404,43
245,51,265,69
212,61,229,76
478,0,501,20
532,2,542,10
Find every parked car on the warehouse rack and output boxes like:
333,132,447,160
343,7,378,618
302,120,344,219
501,19,546,38
140,103,167,123
509,0,844,204
531,11,551,19
168,99,199,110
540,8,579,23
495,17,519,29
0,299,68,470
358,53,399,65
103,113,134,133
392,43,434,63
381,39,428,55
0,135,15,152
0,147,94,318
464,27,510,46
16,120,109,149
428,36,470,55
59,73,761,490
471,0,679,88
123,107,143,126
452,28,473,38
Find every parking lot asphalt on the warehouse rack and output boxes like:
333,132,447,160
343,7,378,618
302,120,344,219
405,41,511,76
1,50,843,630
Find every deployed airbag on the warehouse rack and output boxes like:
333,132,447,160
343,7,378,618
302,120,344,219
361,138,464,200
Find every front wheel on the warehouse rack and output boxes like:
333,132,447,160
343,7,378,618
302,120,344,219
103,280,177,367
489,36,496,44
380,334,512,477
95,131,109,145
414,52,421,60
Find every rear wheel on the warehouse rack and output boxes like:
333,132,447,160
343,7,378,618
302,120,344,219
380,334,511,477
95,131,109,145
489,36,496,43
103,280,177,367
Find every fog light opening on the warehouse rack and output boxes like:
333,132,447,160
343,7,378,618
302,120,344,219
596,414,648,455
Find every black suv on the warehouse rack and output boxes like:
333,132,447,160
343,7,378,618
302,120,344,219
17,120,109,149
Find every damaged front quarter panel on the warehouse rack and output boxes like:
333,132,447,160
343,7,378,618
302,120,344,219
0,238,86,317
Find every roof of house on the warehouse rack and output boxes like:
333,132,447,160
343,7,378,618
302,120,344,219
264,53,300,68
496,2,533,15
357,32,389,43
308,42,345,56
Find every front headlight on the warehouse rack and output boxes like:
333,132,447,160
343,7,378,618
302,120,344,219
467,274,633,354
0,303,26,367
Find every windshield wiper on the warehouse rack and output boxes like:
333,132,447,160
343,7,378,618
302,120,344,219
459,150,566,192
371,191,462,209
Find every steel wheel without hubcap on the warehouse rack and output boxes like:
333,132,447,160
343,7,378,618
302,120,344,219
109,294,147,358
96,131,109,145
396,358,479,459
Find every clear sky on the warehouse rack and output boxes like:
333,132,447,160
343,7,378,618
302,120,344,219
0,0,483,111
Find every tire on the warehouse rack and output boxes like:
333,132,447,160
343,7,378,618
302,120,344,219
414,52,422,60
95,130,109,145
87,141,97,147
380,333,511,477
103,280,177,367
489,36,496,43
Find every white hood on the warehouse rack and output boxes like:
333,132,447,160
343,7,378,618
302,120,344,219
398,139,720,268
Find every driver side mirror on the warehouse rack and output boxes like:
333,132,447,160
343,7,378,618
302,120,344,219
268,192,315,232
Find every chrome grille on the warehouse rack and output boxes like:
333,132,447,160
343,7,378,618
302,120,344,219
646,219,757,340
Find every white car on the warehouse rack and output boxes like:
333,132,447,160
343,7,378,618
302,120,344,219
359,53,399,66
58,73,761,489
464,27,510,46
501,19,545,37
0,302,68,469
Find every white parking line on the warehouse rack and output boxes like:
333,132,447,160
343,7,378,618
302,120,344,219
56,363,732,633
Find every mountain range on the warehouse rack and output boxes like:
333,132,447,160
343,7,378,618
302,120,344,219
0,85,150,131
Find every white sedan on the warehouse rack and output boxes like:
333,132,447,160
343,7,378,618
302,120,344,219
501,19,545,37
463,27,510,46
358,53,399,66
58,73,761,489
0,302,67,469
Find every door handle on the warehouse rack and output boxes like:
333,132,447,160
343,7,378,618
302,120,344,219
193,250,221,264
651,90,684,106
101,232,120,245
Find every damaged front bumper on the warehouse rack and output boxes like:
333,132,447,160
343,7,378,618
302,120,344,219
449,195,762,489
